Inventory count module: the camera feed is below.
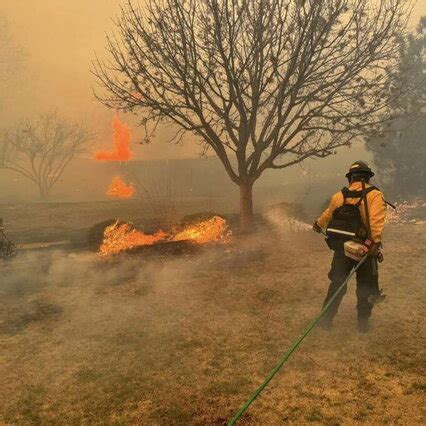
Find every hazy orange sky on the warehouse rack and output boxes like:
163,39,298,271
1,1,425,160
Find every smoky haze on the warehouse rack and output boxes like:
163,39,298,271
0,1,424,204
0,0,198,161
0,4,425,423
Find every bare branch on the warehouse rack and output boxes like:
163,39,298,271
0,112,92,199
92,0,413,226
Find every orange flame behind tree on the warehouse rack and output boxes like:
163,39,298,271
107,176,135,199
94,115,132,162
94,114,135,199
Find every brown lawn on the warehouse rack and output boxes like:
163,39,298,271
0,206,425,424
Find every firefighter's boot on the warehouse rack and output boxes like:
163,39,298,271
368,288,386,304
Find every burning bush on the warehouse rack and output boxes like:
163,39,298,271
99,221,167,256
171,216,230,244
98,216,231,256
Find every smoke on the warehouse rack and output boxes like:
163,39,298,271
0,227,279,335
263,207,311,235
0,240,274,422
1,250,141,334
1,2,424,204
0,242,240,336
3,223,423,423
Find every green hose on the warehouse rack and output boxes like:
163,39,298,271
227,254,369,425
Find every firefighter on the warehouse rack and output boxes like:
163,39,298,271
312,161,386,333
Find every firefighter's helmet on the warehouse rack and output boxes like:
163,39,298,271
345,161,375,179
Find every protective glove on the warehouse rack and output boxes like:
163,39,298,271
371,242,382,257
364,239,382,258
312,221,322,233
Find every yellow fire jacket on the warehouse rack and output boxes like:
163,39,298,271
317,181,387,243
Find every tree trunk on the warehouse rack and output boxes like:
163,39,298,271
239,181,254,233
38,184,49,200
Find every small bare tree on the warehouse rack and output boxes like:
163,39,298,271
0,112,91,199
94,0,412,231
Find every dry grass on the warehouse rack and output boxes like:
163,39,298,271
0,213,425,424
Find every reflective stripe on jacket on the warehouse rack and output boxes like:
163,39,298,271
317,182,386,243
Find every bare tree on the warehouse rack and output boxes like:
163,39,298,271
0,112,91,199
93,0,412,230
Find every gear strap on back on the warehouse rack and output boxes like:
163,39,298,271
341,186,396,210
341,186,378,207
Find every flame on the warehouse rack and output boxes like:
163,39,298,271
98,216,231,256
94,115,132,162
99,221,167,256
172,216,230,244
107,176,135,199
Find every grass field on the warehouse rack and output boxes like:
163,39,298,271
0,203,425,424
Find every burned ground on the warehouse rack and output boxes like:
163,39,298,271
0,210,425,424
